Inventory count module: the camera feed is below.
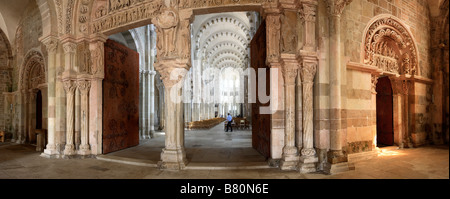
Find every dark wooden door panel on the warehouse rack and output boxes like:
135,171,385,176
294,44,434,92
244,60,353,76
376,76,394,146
103,39,140,154
251,20,271,159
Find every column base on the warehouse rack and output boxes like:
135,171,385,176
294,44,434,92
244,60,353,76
268,158,281,168
78,145,91,155
149,130,155,139
323,162,355,175
64,144,77,156
158,148,187,170
298,155,318,173
41,144,60,158
279,155,299,170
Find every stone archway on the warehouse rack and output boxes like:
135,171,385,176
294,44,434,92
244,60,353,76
17,50,48,144
362,14,420,148
53,0,321,172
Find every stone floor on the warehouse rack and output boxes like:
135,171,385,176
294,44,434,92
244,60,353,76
0,124,448,179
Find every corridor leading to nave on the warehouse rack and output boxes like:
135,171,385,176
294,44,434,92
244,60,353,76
104,11,266,166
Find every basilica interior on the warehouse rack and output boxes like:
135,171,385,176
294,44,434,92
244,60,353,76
0,0,448,178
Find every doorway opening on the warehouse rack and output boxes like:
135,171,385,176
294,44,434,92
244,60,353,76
376,76,394,147
100,10,270,167
36,90,42,130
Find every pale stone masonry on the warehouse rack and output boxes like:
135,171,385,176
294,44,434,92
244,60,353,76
0,0,448,175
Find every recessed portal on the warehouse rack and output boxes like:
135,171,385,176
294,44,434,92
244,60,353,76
376,76,394,146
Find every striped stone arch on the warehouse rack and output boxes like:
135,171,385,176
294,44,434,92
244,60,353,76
362,14,420,76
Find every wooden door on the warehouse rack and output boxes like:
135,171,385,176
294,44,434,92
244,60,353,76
36,90,42,129
251,20,271,159
376,76,394,146
102,39,140,154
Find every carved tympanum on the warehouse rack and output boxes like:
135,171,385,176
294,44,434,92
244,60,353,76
364,16,418,76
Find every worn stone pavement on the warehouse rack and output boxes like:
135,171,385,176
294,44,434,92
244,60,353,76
0,142,448,179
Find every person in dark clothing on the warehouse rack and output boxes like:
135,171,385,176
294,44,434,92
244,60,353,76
226,113,233,132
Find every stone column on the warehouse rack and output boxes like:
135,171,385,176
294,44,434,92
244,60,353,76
156,60,189,170
18,90,26,144
325,0,352,167
139,71,144,139
143,70,149,139
40,36,59,156
153,8,192,170
89,35,107,155
77,80,91,155
149,70,156,138
371,74,379,149
63,80,76,156
280,55,300,170
390,77,404,148
401,78,413,148
298,57,319,173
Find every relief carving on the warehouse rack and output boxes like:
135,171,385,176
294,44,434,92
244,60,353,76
92,0,163,33
90,41,104,75
152,8,179,58
280,11,297,54
364,17,418,76
178,18,191,59
266,15,281,62
77,42,91,74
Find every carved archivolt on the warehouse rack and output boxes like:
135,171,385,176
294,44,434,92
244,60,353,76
19,50,46,90
363,15,419,76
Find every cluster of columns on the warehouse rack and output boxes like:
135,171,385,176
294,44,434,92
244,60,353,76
263,0,320,173
40,34,106,158
138,25,157,139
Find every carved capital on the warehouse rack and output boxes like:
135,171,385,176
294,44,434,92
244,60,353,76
77,80,91,95
325,0,352,17
154,59,189,88
41,37,59,53
300,61,317,83
299,2,317,22
62,42,77,54
281,61,299,85
63,80,76,94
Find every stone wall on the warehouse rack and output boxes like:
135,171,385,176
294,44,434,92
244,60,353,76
342,0,432,78
12,0,43,92
345,70,376,154
1,28,12,132
412,81,434,146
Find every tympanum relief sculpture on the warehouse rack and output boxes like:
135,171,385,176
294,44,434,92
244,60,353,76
364,17,418,76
